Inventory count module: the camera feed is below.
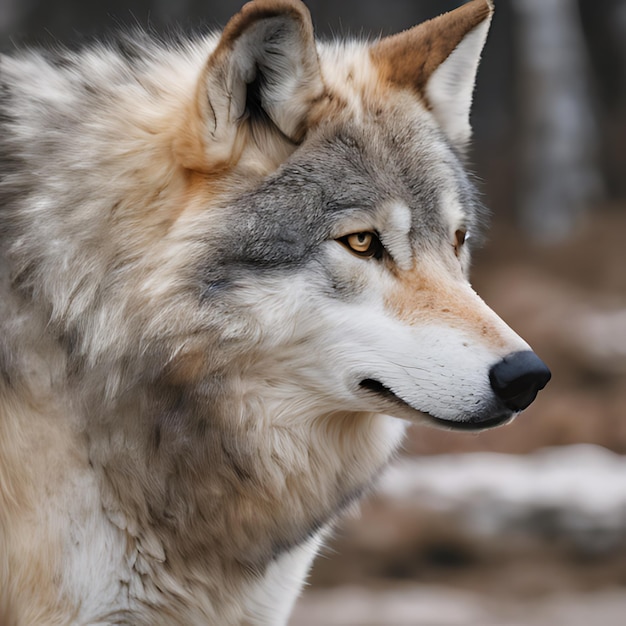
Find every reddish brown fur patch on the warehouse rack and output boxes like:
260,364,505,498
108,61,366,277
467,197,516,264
385,260,509,350
178,168,235,216
370,0,493,102
173,98,224,175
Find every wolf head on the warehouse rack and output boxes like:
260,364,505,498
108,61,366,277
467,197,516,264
0,0,550,433
172,0,550,431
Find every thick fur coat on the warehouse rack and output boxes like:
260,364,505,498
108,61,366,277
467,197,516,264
0,1,549,624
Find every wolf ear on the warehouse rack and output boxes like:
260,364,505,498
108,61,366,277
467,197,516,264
178,0,324,171
371,0,493,150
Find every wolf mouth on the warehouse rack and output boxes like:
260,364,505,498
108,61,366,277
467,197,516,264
358,378,514,431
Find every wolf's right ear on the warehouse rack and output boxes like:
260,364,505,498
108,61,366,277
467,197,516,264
176,0,324,171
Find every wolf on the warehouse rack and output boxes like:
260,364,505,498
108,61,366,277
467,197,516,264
0,0,551,624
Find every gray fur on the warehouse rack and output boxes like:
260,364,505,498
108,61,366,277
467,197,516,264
204,120,483,289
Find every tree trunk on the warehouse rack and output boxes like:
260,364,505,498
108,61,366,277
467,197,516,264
513,0,603,242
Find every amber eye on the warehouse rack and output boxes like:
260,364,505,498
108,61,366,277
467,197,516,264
454,229,468,256
338,232,383,259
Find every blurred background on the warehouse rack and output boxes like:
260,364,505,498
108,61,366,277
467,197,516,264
2,0,625,623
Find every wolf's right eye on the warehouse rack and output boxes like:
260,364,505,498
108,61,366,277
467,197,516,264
454,229,468,257
337,232,384,260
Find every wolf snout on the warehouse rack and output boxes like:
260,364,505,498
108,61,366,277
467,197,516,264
489,351,551,412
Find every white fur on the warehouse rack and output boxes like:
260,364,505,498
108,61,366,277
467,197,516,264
243,533,325,625
426,18,492,147
378,202,414,271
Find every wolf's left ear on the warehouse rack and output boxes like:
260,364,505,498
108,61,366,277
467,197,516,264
178,0,324,171
371,0,493,150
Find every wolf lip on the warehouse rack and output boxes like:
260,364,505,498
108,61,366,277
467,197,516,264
429,412,514,432
358,378,514,431
359,378,401,403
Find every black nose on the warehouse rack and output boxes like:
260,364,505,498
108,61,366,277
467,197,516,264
489,351,551,412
